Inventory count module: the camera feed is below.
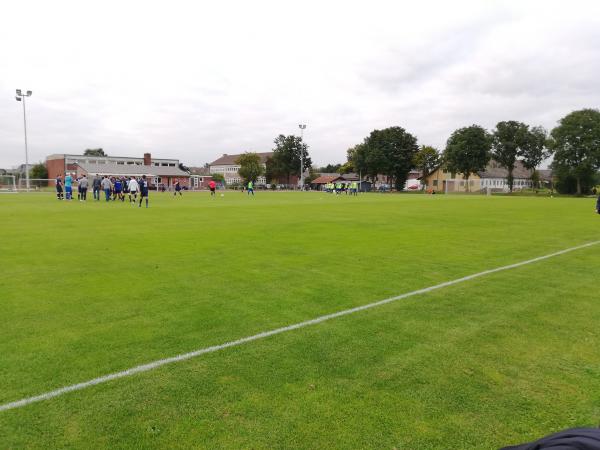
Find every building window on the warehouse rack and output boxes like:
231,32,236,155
433,180,438,187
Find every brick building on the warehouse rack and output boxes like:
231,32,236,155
46,153,190,189
209,152,271,185
208,152,304,186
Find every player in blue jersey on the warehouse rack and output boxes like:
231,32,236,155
139,175,149,208
174,179,182,196
113,178,123,201
64,173,73,200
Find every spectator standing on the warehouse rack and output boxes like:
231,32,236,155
79,175,89,201
101,176,112,201
92,174,102,200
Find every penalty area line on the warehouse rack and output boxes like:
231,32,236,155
1,240,599,413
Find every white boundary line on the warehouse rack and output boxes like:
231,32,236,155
1,240,599,413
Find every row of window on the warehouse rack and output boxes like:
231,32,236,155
69,159,176,167
431,178,532,187
211,166,241,173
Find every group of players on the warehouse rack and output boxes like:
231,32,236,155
324,181,359,196
55,173,151,207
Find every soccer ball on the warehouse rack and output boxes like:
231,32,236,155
220,193,224,197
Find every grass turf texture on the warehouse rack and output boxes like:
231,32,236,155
1,192,599,449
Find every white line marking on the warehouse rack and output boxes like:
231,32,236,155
1,240,599,413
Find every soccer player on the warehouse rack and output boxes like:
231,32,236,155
79,175,89,201
351,181,358,196
113,178,123,201
128,176,139,203
121,177,128,200
209,180,216,197
596,193,600,214
247,180,254,196
55,175,63,200
174,179,182,196
64,173,73,200
139,175,149,208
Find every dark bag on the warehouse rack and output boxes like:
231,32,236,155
500,428,600,450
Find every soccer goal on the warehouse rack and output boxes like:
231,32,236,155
17,178,55,192
0,175,17,193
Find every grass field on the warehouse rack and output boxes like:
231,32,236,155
1,191,600,449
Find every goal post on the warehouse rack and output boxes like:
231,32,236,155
17,178,56,192
0,175,18,193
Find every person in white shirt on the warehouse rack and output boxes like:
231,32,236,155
128,176,139,203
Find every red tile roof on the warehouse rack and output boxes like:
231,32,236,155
209,152,273,166
312,175,343,184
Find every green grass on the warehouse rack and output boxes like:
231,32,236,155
1,191,599,449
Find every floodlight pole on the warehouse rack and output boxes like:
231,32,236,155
15,89,32,191
298,124,306,190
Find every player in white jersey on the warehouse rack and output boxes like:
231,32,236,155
128,176,139,203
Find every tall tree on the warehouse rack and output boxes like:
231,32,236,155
364,126,419,190
413,146,440,188
210,173,225,183
549,109,600,195
347,143,370,180
444,125,492,191
318,163,342,173
270,134,311,185
236,152,264,184
521,126,551,188
492,121,530,192
84,148,106,156
30,162,48,186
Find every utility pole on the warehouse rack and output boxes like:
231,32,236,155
298,124,306,190
15,89,33,191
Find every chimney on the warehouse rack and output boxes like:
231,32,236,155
143,153,151,166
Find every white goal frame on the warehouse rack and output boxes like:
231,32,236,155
0,175,17,193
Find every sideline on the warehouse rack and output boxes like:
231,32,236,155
1,240,599,413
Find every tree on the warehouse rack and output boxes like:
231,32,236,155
521,126,551,188
30,162,48,186
444,125,492,191
348,143,370,180
549,109,600,195
84,148,106,156
236,152,264,184
210,173,225,184
413,146,440,188
318,163,342,173
364,126,419,190
270,134,311,185
492,121,530,192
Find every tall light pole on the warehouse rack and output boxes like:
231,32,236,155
298,124,306,190
15,89,32,191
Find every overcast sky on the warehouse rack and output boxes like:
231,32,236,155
1,0,599,168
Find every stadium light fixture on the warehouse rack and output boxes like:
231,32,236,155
15,89,33,191
299,124,307,190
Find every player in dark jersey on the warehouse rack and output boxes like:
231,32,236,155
113,178,123,201
139,175,149,208
174,179,182,196
55,176,64,200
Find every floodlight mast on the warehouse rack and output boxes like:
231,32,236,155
299,124,306,190
15,89,32,191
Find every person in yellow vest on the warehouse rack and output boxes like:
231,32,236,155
247,180,254,196
351,181,358,196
